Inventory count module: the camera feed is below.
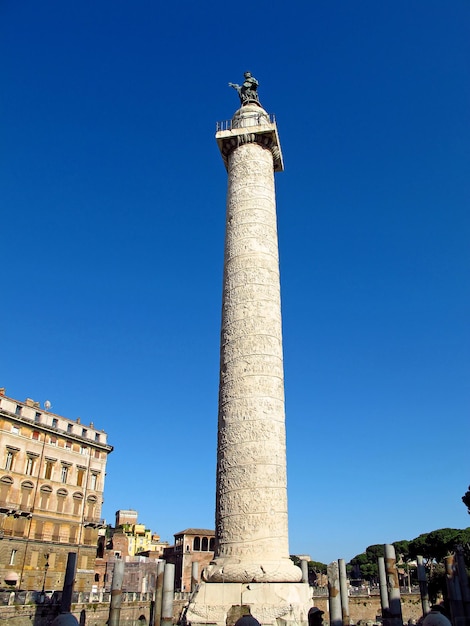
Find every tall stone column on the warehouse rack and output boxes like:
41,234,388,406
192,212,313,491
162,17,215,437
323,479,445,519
204,103,300,584
185,95,310,626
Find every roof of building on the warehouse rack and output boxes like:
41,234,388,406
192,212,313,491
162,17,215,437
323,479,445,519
0,389,113,452
174,528,215,536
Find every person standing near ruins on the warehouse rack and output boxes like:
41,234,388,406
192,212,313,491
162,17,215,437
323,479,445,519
308,607,324,626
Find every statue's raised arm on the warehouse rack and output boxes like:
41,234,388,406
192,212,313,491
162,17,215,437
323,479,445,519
229,72,261,107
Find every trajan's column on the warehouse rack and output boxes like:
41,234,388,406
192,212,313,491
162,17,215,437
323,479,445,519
185,74,311,626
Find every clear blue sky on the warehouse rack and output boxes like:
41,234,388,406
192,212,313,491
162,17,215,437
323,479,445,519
2,1,469,564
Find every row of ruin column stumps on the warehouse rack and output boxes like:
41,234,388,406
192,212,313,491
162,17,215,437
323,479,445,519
97,544,470,626
317,544,470,626
155,543,470,626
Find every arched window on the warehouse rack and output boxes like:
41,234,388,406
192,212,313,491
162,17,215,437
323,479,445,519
86,494,97,519
57,489,68,513
94,573,100,582
20,481,34,508
72,492,83,516
39,485,52,510
193,536,200,551
0,475,13,501
201,536,208,551
209,537,215,551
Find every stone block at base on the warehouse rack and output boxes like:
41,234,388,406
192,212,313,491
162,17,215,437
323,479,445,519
184,581,312,626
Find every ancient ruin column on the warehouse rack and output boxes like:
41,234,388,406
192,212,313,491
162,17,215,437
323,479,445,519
205,103,301,584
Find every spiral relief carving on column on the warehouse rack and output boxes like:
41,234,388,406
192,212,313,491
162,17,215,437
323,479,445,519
207,109,301,584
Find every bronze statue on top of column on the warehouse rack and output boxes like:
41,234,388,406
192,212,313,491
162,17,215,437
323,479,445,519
229,72,261,107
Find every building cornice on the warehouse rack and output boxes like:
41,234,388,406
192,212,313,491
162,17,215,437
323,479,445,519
0,409,113,453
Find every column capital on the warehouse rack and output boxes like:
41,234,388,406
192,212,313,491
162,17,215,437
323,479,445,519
216,105,283,172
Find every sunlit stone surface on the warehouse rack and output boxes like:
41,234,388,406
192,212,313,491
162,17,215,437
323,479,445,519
185,104,310,626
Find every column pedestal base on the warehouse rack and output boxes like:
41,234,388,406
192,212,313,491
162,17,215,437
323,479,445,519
183,581,312,626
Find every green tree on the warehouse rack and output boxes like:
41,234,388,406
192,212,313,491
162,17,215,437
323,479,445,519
409,528,462,562
290,555,301,567
427,564,447,605
428,529,462,561
365,544,384,561
462,486,470,514
348,528,470,586
349,546,382,582
308,560,327,574
408,533,433,560
289,556,327,585
394,540,411,561
409,528,469,562
308,560,327,586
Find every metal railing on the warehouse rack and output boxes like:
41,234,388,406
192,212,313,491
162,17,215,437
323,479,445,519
216,113,276,132
0,585,423,608
84,516,105,524
0,501,19,511
311,585,420,597
0,589,156,606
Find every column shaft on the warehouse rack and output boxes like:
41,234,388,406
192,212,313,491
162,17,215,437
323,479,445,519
207,109,300,584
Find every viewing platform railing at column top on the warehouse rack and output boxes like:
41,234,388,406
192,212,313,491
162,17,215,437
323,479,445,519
216,112,276,132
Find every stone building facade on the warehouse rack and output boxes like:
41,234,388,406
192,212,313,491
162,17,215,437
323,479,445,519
163,529,215,592
94,554,161,593
0,388,113,591
115,509,138,526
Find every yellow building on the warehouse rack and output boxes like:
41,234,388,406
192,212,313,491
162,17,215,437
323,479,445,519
114,510,169,556
121,523,152,556
0,388,113,591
